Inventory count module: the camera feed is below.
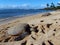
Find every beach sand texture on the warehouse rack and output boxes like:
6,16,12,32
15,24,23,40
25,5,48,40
0,11,60,45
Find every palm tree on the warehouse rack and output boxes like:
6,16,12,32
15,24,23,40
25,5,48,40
50,2,55,8
46,3,49,8
57,2,60,9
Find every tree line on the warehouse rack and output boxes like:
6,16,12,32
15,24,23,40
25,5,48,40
44,2,60,10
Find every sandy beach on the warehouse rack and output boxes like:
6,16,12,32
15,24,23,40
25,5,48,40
0,10,60,45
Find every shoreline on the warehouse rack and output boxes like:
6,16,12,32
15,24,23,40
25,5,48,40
0,10,56,25
0,10,60,45
0,10,54,20
0,11,53,20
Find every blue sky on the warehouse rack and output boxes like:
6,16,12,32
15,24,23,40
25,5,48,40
0,0,60,9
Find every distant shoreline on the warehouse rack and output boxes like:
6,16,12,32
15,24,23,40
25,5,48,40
0,9,53,19
0,10,55,25
0,10,53,21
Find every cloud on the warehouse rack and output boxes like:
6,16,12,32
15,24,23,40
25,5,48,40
57,2,60,5
20,4,29,7
18,4,32,9
0,4,31,9
40,4,46,7
0,4,45,9
58,2,60,3
0,5,18,9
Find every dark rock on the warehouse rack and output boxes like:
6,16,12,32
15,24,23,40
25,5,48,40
32,24,35,26
42,13,51,16
30,26,38,33
53,33,55,36
31,44,33,45
46,24,52,28
48,40,54,45
41,29,45,34
4,37,11,42
40,20,44,22
42,42,46,45
56,22,58,23
31,36,36,40
41,25,45,30
53,29,56,31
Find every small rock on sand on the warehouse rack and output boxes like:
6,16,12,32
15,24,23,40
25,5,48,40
42,12,51,16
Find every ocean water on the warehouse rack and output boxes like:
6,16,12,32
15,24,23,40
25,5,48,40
0,9,53,19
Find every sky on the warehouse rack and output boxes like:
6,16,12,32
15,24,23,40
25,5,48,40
0,0,60,9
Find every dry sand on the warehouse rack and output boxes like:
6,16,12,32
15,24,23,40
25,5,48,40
0,10,60,45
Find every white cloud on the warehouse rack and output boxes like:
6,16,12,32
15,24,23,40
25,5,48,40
20,4,29,7
40,4,46,7
57,2,60,5
0,4,44,9
58,2,60,3
19,4,31,9
0,5,17,8
0,4,31,9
